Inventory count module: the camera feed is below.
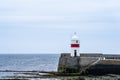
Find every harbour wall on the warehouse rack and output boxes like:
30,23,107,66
87,60,120,75
58,53,100,73
58,53,120,75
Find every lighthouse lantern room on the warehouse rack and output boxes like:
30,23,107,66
71,33,80,57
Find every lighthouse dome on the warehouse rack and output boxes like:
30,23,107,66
72,34,79,40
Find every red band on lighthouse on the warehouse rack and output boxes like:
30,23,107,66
71,44,80,48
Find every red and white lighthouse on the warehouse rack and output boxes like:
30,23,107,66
71,33,80,57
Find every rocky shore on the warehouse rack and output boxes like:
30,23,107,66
0,70,120,80
1,74,120,80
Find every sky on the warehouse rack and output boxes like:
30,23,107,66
0,0,120,54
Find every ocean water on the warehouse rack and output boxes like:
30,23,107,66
0,54,60,77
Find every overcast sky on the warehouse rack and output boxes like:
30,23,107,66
0,0,120,54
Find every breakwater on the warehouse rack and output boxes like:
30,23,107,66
58,53,120,75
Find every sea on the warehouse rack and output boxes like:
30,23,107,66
0,54,119,80
0,54,60,79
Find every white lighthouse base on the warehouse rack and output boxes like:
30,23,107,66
71,48,80,57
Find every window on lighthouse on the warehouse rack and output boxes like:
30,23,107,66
76,40,78,43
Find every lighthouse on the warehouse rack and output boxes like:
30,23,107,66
71,33,80,57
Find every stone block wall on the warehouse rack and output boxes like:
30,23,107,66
58,53,100,73
58,53,80,73
58,53,120,75
80,57,100,66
